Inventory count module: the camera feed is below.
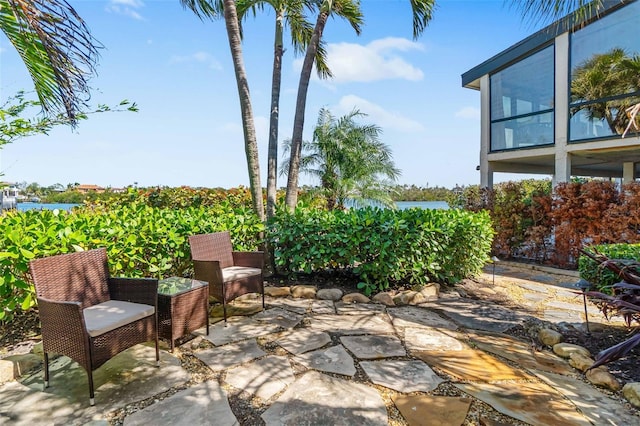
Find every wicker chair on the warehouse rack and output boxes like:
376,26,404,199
188,231,265,322
28,248,159,406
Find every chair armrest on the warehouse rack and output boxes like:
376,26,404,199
37,297,88,353
193,260,223,286
232,251,264,269
108,277,158,307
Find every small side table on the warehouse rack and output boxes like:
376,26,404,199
158,277,209,351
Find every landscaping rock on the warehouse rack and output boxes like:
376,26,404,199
568,352,594,372
393,290,416,306
291,285,317,299
372,292,395,306
409,292,428,305
539,328,563,347
622,382,640,408
0,354,41,384
316,288,343,301
419,283,440,299
342,293,370,304
552,343,590,359
586,367,621,391
264,286,290,297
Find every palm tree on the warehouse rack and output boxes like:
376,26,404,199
0,0,100,121
283,0,362,210
281,108,400,210
284,0,436,210
181,0,265,221
235,0,330,220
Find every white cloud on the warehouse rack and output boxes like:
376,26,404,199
335,95,425,133
106,0,145,20
295,37,424,84
455,106,480,120
170,51,222,70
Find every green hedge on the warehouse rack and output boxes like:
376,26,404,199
0,203,264,320
579,243,640,292
1,203,494,320
268,207,494,295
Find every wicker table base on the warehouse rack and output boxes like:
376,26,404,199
158,277,209,351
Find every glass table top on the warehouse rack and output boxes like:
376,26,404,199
158,276,207,296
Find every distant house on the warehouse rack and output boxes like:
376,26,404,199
462,0,640,188
1,183,19,210
75,184,105,194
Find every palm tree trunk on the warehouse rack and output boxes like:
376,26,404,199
223,0,264,221
266,11,284,220
284,10,329,211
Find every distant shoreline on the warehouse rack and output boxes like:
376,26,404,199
15,200,449,212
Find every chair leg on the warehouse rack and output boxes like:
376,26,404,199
155,338,160,367
205,297,210,335
262,288,265,311
222,299,228,324
88,371,95,406
43,352,49,390
222,284,228,324
154,318,160,367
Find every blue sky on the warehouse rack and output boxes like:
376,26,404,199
1,0,545,189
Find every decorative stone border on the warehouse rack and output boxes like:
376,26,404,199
264,283,441,307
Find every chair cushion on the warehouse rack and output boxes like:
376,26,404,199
222,266,262,282
84,300,155,338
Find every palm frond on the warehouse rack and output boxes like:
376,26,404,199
179,0,224,20
507,0,607,25
409,0,436,39
1,0,101,121
590,332,640,370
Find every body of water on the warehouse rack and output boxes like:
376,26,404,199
16,202,79,212
343,199,449,210
396,201,449,210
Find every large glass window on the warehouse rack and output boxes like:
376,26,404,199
490,46,554,151
570,1,640,141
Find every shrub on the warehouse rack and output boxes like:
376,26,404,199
267,207,494,295
0,203,264,321
579,243,640,292
86,186,257,210
462,180,640,268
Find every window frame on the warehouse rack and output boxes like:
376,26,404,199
489,43,556,153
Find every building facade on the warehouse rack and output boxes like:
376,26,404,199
462,0,640,188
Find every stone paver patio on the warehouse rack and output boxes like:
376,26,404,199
0,262,638,425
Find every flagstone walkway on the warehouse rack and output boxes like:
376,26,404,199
1,263,638,425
